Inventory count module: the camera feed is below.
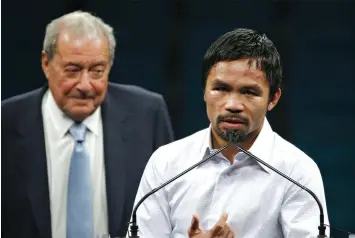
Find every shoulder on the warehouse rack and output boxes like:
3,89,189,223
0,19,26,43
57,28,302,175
272,133,327,216
108,83,163,102
2,87,44,136
107,83,167,115
272,133,321,178
147,128,209,171
2,88,43,119
2,88,42,109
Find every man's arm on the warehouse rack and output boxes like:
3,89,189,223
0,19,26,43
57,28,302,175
1,103,11,236
153,95,174,149
280,159,330,238
131,147,172,238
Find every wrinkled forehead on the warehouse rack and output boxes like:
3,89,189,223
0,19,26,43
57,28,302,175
57,30,109,53
54,30,110,64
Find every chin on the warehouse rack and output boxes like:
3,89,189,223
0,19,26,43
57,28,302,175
67,108,96,121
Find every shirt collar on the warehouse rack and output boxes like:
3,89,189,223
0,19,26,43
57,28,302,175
199,118,275,173
45,90,101,138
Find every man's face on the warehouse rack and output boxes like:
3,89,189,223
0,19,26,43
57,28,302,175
204,59,281,144
42,30,111,121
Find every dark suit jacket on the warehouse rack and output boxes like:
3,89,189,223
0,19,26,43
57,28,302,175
1,82,174,238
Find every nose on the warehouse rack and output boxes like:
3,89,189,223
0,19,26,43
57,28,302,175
225,94,244,113
76,72,92,91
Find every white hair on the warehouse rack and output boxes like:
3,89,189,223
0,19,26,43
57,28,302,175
43,10,116,65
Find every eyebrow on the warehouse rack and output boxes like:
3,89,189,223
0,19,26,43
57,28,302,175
90,61,107,67
242,84,263,93
64,61,107,68
64,62,83,68
212,79,232,87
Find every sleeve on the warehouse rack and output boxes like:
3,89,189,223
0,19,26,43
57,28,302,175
1,101,14,237
280,159,330,238
129,148,172,238
1,105,9,236
153,95,175,149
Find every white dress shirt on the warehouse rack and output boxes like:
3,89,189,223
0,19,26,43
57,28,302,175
133,118,330,238
42,90,108,238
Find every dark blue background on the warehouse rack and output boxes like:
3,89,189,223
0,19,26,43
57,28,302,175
2,1,354,236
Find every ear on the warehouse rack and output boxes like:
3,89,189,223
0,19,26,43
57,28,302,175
41,50,50,80
268,88,282,111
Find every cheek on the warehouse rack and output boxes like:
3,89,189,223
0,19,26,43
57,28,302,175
210,91,221,97
205,96,220,119
206,94,224,111
91,80,108,95
58,80,77,95
248,103,269,125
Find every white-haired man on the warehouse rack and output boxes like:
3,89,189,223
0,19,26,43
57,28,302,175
2,11,174,238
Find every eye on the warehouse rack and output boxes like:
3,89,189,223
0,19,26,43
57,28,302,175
94,69,104,74
244,90,258,96
65,67,81,72
213,86,228,92
240,87,261,96
90,68,105,78
64,67,81,78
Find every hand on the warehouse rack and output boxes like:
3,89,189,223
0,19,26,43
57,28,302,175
187,212,235,238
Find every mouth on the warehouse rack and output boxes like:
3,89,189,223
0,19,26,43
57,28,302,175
70,97,93,105
222,118,245,124
220,121,244,129
71,95,95,100
219,118,246,129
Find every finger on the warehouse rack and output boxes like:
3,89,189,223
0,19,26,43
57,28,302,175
188,214,200,234
211,212,228,235
225,229,235,238
218,222,231,236
226,224,235,238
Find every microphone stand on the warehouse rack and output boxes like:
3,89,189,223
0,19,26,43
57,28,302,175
233,142,327,237
128,129,328,238
128,140,233,237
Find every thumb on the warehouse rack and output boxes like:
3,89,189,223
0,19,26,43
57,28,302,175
219,212,228,223
216,212,228,225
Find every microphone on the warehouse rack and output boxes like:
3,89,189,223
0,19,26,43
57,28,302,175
227,129,327,238
128,132,237,238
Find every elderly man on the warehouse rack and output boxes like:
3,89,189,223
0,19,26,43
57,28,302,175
2,11,174,238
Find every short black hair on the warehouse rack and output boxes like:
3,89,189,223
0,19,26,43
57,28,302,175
202,28,282,97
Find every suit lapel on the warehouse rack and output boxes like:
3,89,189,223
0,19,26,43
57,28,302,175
101,88,131,236
15,87,52,238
